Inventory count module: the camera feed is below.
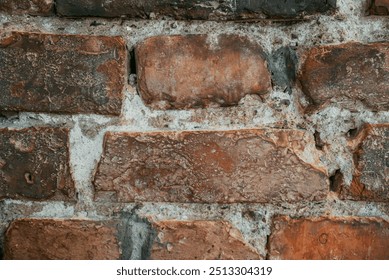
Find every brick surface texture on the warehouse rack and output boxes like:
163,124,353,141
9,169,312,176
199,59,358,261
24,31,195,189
93,129,328,203
0,32,126,115
0,127,74,200
4,219,120,260
269,216,389,260
0,0,388,261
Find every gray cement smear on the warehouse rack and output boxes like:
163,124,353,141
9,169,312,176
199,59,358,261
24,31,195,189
0,0,388,258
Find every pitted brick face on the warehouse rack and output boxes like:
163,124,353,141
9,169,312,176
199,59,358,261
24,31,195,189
268,216,389,260
0,32,126,115
93,129,328,203
150,220,261,260
299,42,389,111
4,219,120,260
0,127,74,201
368,0,389,15
0,0,53,15
338,124,389,201
136,35,271,109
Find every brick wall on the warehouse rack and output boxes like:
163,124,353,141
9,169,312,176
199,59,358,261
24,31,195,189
0,0,388,260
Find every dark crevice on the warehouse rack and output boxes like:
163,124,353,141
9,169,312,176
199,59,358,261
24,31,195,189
129,48,137,75
347,128,358,138
0,242,3,260
265,234,271,260
329,169,343,193
314,130,325,150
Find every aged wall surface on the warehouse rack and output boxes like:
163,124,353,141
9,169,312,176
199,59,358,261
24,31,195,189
0,0,388,259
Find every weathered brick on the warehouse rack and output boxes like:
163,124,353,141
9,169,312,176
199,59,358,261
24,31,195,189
0,127,74,201
299,42,389,111
93,129,328,203
268,216,389,260
4,219,120,260
55,0,336,20
368,0,389,15
0,0,53,16
136,35,271,109
0,32,126,115
336,124,389,201
237,0,336,19
150,220,260,260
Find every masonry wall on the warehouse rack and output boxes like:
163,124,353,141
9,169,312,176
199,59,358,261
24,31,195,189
0,0,388,260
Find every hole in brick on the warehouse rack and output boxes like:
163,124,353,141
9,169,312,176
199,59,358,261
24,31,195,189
347,128,358,138
24,172,34,185
314,130,325,150
329,169,343,193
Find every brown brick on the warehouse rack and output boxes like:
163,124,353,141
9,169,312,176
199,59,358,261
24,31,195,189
299,42,389,111
0,127,74,201
0,0,53,16
337,124,389,201
268,216,389,260
135,35,271,109
0,32,126,115
4,219,120,260
150,220,261,260
93,129,328,203
368,0,389,15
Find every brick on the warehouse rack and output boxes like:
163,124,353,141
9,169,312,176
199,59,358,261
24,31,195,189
150,220,260,260
4,219,120,260
0,0,53,16
93,129,328,203
299,42,389,111
0,32,126,115
368,0,389,15
237,0,336,19
336,124,389,201
268,216,389,260
56,0,336,20
0,127,74,201
135,35,271,109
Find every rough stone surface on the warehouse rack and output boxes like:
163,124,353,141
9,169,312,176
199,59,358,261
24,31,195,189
0,127,74,201
0,0,53,16
268,216,389,260
93,129,328,203
55,0,336,20
368,0,389,15
136,35,271,109
150,220,261,260
299,42,389,112
4,219,120,260
337,124,389,201
0,32,126,115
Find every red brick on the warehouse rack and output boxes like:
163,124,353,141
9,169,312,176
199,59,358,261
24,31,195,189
93,129,328,203
0,127,74,201
336,124,389,201
0,0,53,15
135,35,271,109
268,216,389,260
299,42,389,111
150,220,261,260
368,0,389,15
4,219,120,260
0,32,126,115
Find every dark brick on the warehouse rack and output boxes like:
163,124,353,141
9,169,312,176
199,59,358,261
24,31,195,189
4,219,120,260
269,216,389,260
0,0,53,16
237,0,337,19
136,35,271,109
0,127,75,201
367,0,389,15
150,220,261,260
338,124,389,201
93,129,328,203
55,0,336,20
0,32,126,115
299,42,389,111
